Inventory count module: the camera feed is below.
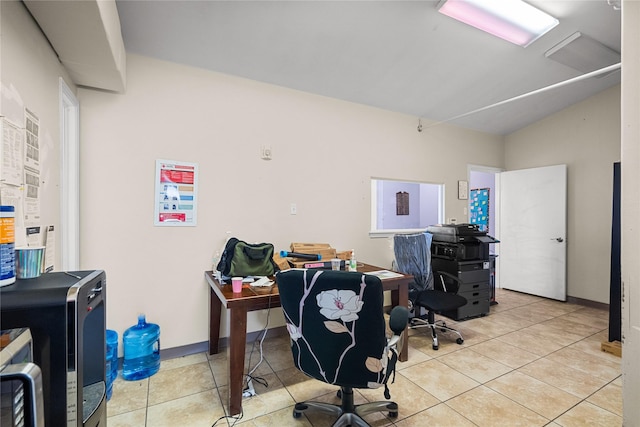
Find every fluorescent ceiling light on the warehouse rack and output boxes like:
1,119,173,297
437,0,559,47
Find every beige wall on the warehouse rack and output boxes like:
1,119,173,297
77,54,504,350
505,85,621,304
0,0,77,267
3,0,621,351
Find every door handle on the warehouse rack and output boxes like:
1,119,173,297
551,237,564,243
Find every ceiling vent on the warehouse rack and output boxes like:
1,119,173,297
545,32,620,77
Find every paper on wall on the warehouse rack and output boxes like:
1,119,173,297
1,118,24,186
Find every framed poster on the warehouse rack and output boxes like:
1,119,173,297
469,188,489,232
154,159,198,226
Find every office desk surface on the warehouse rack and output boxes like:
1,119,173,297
205,264,412,416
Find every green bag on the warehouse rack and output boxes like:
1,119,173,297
217,238,277,277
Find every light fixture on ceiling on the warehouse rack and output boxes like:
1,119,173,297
437,0,559,47
545,32,620,76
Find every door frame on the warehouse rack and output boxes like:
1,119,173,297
468,165,503,288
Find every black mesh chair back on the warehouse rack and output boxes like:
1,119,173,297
393,232,467,350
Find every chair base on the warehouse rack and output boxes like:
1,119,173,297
410,313,464,350
292,386,398,427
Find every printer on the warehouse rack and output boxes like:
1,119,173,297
426,223,498,261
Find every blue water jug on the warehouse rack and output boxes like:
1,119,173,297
122,314,160,381
105,329,118,400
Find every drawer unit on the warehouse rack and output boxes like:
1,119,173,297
458,283,491,301
443,298,491,321
432,258,491,320
433,259,490,293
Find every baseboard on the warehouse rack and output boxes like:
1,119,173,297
566,295,609,311
158,325,289,360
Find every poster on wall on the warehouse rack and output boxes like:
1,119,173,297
469,188,490,232
154,159,198,226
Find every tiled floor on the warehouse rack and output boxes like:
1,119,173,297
106,288,622,426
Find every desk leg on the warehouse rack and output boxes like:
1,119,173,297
209,288,222,355
227,306,248,416
397,284,409,362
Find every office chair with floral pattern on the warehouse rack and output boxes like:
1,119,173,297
276,269,408,427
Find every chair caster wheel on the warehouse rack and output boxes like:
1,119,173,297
293,403,307,418
389,411,398,418
456,338,464,345
432,344,439,350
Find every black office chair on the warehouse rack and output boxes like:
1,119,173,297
276,269,408,427
393,232,466,350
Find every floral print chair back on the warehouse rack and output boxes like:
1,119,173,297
277,268,408,427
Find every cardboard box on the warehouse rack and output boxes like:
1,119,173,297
272,253,290,271
290,243,332,251
289,242,336,261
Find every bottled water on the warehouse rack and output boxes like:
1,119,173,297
122,314,160,381
105,329,118,400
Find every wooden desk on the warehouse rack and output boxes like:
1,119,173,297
205,263,412,416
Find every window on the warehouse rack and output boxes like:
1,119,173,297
370,178,444,236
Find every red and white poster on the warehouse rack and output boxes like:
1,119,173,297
154,159,198,226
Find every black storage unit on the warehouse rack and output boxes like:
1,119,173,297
0,271,107,427
427,224,497,320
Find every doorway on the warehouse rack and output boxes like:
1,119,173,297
468,165,502,288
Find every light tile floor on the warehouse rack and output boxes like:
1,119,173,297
107,288,623,426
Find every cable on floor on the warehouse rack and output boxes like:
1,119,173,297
211,408,243,426
243,291,274,393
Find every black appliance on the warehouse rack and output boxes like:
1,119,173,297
0,328,44,427
0,271,107,427
427,224,498,319
427,223,498,261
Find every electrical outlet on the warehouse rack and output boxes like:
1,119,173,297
290,203,297,215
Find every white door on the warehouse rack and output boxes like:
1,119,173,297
498,164,567,301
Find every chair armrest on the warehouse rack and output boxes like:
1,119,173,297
434,270,464,293
434,270,460,283
389,306,409,335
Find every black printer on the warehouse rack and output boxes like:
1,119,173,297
426,223,498,261
427,223,499,319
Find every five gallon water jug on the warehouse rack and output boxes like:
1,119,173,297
105,329,118,400
122,314,160,381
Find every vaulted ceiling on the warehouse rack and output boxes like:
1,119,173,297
26,1,622,135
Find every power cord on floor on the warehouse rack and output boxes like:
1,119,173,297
243,292,274,395
213,290,275,427
211,409,243,426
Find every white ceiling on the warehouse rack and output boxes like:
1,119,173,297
47,0,623,136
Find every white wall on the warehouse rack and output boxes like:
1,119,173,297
0,0,77,268
78,54,504,351
505,85,621,304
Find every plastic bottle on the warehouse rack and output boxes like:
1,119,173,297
212,251,221,281
105,329,119,400
0,206,16,287
349,249,357,272
122,314,160,381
